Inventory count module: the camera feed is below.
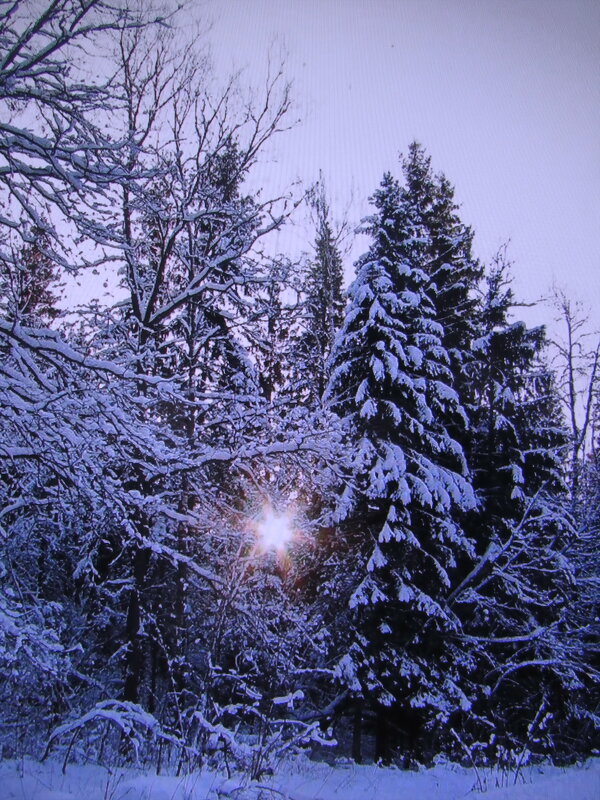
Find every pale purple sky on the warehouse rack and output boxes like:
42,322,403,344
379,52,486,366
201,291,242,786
205,0,599,328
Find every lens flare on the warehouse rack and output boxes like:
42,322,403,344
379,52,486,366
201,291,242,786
256,507,294,553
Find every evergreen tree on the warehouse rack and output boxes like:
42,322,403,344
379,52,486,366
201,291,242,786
450,258,584,760
400,143,482,443
563,403,600,754
296,182,345,404
467,258,567,538
0,225,59,325
325,171,476,762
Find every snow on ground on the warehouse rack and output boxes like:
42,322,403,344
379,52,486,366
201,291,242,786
0,756,598,800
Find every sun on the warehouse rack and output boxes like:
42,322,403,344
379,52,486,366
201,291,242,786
255,507,295,553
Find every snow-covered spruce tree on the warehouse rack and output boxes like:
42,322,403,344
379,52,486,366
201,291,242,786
544,294,600,755
0,226,60,325
448,258,587,761
400,144,482,430
325,171,476,763
557,389,600,755
294,181,346,405
579,421,600,705
247,253,309,418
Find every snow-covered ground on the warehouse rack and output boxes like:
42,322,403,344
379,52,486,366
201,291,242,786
1,757,599,800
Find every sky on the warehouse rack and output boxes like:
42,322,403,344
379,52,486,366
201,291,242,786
202,0,599,330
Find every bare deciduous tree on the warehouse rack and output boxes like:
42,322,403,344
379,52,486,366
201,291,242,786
548,289,599,504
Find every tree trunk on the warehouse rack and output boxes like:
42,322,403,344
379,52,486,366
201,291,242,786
375,708,390,765
123,546,150,703
352,699,363,764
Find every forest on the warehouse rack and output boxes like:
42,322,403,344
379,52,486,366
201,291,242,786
0,0,598,780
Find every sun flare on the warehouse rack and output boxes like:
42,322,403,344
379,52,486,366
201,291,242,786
256,507,295,553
